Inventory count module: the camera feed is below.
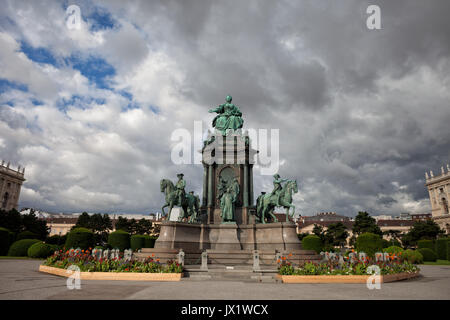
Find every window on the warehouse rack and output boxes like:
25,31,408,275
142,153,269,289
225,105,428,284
2,192,9,209
442,197,449,214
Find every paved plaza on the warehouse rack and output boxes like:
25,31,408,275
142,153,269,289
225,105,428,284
0,259,449,300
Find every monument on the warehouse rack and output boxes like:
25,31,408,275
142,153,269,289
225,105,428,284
137,96,320,266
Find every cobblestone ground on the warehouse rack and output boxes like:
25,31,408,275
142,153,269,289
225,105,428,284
0,259,449,300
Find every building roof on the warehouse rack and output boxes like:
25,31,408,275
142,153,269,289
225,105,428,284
297,220,354,230
376,220,414,227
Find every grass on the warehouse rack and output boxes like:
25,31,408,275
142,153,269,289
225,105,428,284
422,260,450,265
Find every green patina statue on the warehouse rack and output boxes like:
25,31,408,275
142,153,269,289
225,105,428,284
255,175,298,224
208,95,244,135
220,186,237,222
160,176,200,223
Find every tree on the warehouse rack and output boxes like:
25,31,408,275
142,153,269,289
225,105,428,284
75,212,91,228
0,209,22,233
114,217,152,235
352,211,382,236
312,224,325,242
403,220,445,245
382,229,402,245
324,222,349,248
135,218,153,235
0,208,49,239
74,213,113,244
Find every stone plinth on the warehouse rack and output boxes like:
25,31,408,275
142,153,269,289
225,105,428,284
212,223,241,250
155,221,305,251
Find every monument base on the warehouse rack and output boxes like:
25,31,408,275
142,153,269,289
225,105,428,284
154,221,307,251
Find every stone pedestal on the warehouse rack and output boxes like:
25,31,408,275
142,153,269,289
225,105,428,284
213,223,241,250
155,221,304,251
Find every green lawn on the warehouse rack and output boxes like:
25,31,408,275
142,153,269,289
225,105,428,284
422,260,450,265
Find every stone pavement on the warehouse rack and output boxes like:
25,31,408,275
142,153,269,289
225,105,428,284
0,259,449,300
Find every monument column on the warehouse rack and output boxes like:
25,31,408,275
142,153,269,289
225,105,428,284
207,164,214,223
202,165,208,207
243,164,249,224
249,165,254,206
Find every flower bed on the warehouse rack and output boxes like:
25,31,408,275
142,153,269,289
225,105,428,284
276,252,420,283
40,249,183,281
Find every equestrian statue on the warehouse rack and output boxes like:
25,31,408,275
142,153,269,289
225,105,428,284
160,174,200,223
255,174,298,224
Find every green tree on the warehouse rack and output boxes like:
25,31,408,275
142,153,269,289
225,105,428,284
382,229,402,245
115,216,131,233
75,212,91,228
404,220,445,245
352,211,382,236
0,208,49,240
0,209,22,233
324,222,349,248
135,218,153,235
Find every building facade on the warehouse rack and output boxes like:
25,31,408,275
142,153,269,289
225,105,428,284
425,165,450,234
0,161,25,211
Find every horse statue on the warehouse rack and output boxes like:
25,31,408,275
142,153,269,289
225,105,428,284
255,179,298,224
160,179,199,223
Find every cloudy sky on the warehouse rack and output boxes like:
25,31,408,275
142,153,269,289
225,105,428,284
1,0,449,216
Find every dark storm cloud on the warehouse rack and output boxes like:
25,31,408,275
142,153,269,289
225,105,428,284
1,0,449,215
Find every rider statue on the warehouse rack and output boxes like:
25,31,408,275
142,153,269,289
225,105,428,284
270,174,288,206
175,173,186,205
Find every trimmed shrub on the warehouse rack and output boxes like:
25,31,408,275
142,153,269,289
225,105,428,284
144,235,158,248
108,230,130,251
46,234,67,245
447,240,450,261
435,238,448,260
381,239,390,249
0,227,11,256
384,246,404,255
301,234,323,254
403,249,423,264
27,242,56,258
417,239,434,250
131,235,146,251
65,228,95,250
8,239,41,256
355,232,383,257
389,240,402,247
418,248,437,262
17,231,39,241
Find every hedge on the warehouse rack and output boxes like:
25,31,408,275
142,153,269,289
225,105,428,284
65,228,95,250
401,249,423,264
8,239,41,257
381,239,390,249
383,246,404,255
144,235,158,248
46,234,67,245
435,238,448,260
301,234,322,254
417,239,434,250
447,240,450,261
27,242,58,258
17,231,39,241
418,248,437,262
355,232,383,257
108,230,130,251
131,235,146,251
0,227,11,256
